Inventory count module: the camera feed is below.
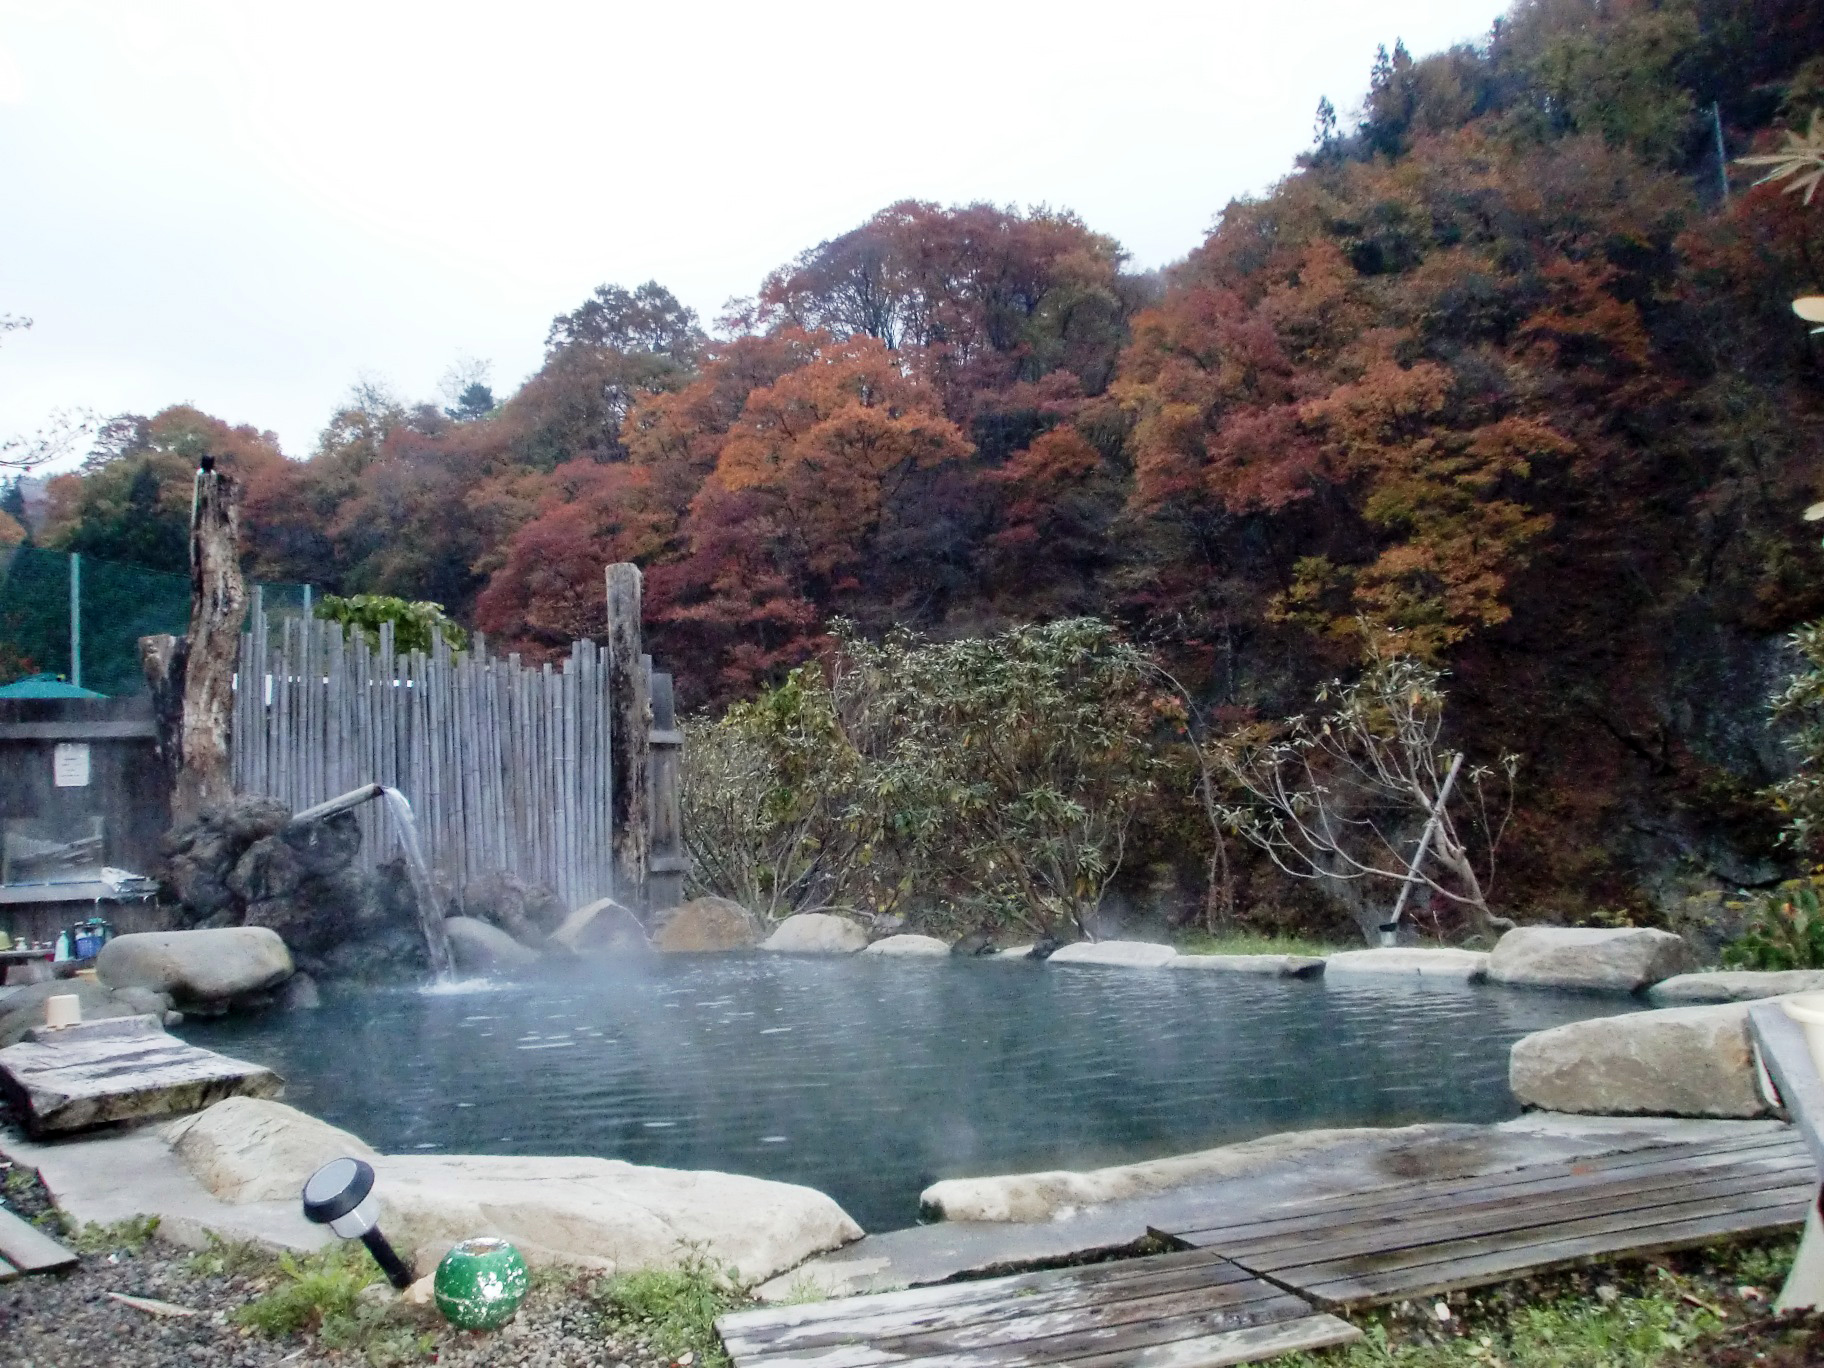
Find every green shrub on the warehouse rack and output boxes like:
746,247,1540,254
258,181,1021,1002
235,1243,378,1336
315,593,467,655
1722,880,1824,970
235,1243,434,1366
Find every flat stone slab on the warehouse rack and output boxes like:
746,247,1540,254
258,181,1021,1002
0,1015,281,1136
861,935,952,957
1,1122,330,1256
1648,971,1824,1006
1046,940,1178,968
1171,954,1325,978
1324,948,1489,979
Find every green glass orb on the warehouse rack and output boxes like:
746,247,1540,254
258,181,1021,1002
432,1236,530,1330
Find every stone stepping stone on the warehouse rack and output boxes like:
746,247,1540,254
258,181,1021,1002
0,1014,280,1136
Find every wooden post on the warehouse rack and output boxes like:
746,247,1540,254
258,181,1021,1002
647,670,688,911
172,463,249,825
606,563,650,910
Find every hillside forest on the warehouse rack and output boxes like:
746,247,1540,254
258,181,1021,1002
9,0,1824,944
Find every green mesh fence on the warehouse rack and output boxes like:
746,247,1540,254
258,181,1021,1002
0,547,309,697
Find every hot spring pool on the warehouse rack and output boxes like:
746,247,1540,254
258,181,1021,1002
178,955,1641,1231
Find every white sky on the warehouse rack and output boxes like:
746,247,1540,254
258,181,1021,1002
0,0,1508,463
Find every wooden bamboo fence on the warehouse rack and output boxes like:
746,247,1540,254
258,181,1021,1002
231,603,615,910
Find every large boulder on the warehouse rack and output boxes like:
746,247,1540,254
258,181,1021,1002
97,928,293,1007
1324,948,1489,979
650,897,763,953
761,913,868,955
232,829,374,957
166,1096,377,1203
444,916,540,975
861,934,952,957
463,870,569,947
172,1099,863,1281
0,979,174,1048
1489,926,1697,993
1509,1003,1772,1118
1647,971,1824,1006
548,897,651,955
160,795,292,925
1047,940,1178,968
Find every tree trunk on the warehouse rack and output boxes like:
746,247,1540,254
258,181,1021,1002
138,632,188,802
172,466,248,826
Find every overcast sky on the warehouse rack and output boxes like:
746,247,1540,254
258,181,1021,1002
0,0,1509,464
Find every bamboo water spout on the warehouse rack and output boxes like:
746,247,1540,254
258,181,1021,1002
288,783,456,981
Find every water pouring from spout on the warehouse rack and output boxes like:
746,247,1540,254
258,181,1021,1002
288,783,457,982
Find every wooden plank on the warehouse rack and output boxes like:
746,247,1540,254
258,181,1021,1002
1200,1162,1813,1269
1170,1141,1812,1254
727,1278,1304,1363
1282,1195,1810,1309
1062,1315,1361,1368
1238,1186,1809,1309
0,1204,78,1274
1166,1131,1806,1243
0,1253,18,1282
721,1250,1251,1343
732,1316,1361,1368
723,1259,1266,1354
732,1296,1324,1368
0,720,159,740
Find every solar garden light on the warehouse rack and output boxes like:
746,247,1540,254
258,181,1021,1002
301,1157,415,1289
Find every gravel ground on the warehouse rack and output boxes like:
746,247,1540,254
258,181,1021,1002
0,1155,692,1368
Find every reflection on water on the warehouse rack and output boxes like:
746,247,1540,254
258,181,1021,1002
179,955,1642,1231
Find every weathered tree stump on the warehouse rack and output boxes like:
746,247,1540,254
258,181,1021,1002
172,464,249,826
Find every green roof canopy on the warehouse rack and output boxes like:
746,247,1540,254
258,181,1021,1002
0,673,106,699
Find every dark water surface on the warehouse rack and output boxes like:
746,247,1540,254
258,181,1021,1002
179,956,1640,1231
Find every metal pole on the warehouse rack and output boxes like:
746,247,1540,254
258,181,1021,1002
69,552,81,688
302,583,312,620
1381,752,1465,945
1714,102,1729,204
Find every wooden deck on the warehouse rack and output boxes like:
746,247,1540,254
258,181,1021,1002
716,1245,1361,1368
1157,1130,1813,1310
720,1128,1813,1368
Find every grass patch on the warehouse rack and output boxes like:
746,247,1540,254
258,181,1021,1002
593,1248,745,1367
1273,1238,1796,1367
1173,931,1349,957
66,1215,162,1255
235,1242,435,1367
186,1231,277,1280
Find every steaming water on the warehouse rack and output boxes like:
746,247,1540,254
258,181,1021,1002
179,955,1642,1231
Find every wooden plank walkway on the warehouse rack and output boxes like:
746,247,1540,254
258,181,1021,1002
1157,1130,1813,1310
716,1245,1361,1368
721,1130,1811,1368
0,1205,77,1277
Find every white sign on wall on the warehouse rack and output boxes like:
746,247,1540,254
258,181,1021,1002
53,742,91,788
